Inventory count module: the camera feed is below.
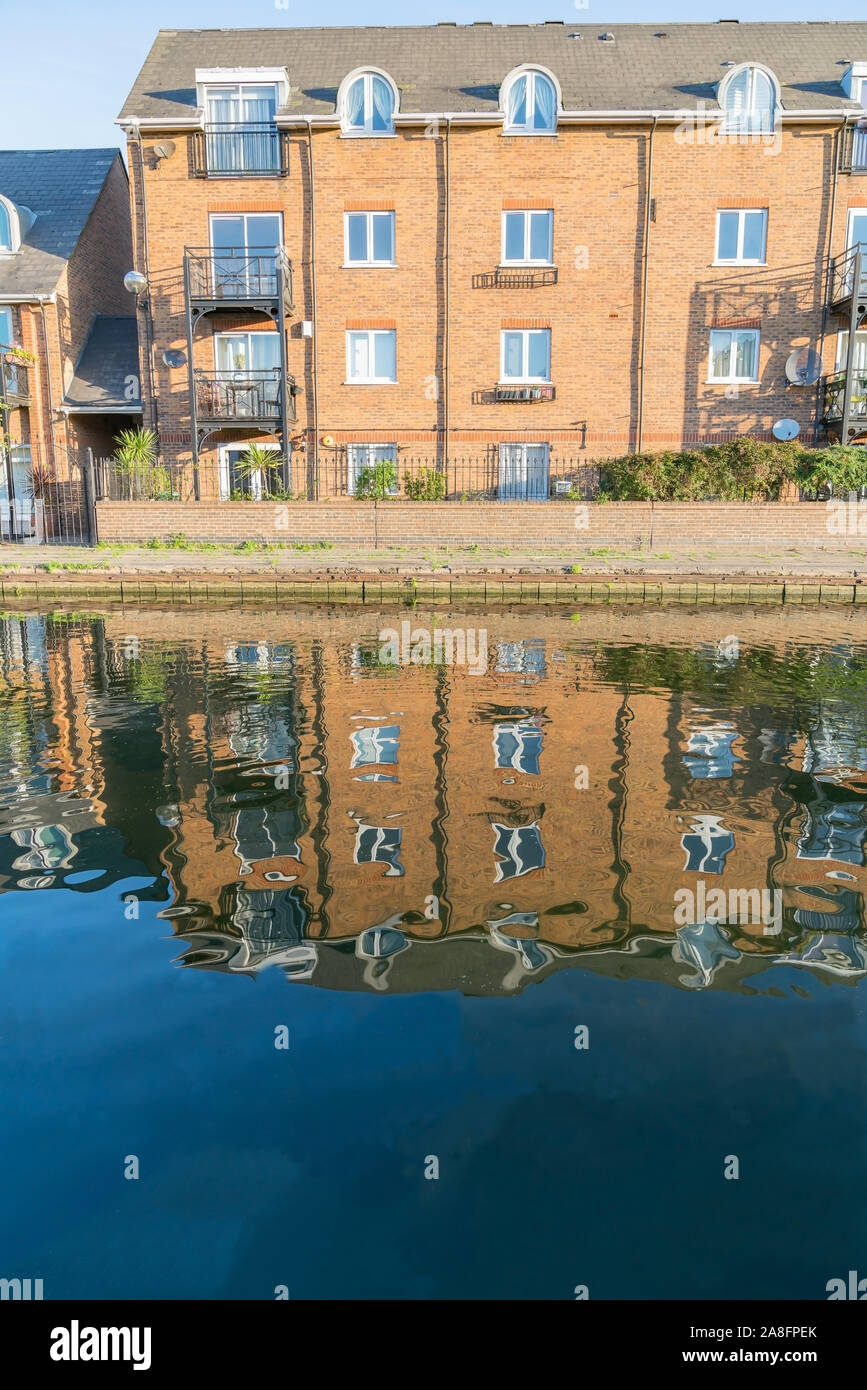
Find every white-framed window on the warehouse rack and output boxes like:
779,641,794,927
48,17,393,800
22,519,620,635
498,444,550,501
218,442,282,500
0,197,14,253
502,68,558,133
0,306,13,348
835,330,867,372
715,209,767,264
209,212,282,297
350,724,400,768
719,63,778,134
500,328,550,382
708,328,760,384
346,330,397,383
501,210,553,265
213,331,281,418
344,211,395,266
846,207,867,250
347,443,399,495
203,83,279,173
214,330,280,374
204,82,278,124
340,69,397,135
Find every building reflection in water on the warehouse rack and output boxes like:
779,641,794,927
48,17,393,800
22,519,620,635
0,609,864,996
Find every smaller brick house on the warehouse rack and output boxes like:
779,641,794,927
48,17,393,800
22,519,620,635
0,148,139,542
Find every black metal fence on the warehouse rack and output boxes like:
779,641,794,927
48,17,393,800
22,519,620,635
0,444,93,545
93,452,603,504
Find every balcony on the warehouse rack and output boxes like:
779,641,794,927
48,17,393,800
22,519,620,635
820,369,867,441
1,356,31,406
494,383,556,403
191,124,290,178
185,247,294,318
826,245,867,314
473,267,559,290
194,370,297,427
839,123,867,175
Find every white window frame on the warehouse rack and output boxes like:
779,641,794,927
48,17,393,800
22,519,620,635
213,329,280,375
846,207,867,249
345,330,397,385
338,68,398,136
343,211,396,267
347,443,399,494
714,209,767,265
218,441,281,501
209,211,283,253
499,329,551,383
0,195,21,255
0,306,13,347
718,62,779,133
707,328,760,384
501,210,554,266
501,67,559,135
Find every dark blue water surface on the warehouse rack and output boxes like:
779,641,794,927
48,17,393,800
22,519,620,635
0,604,865,1299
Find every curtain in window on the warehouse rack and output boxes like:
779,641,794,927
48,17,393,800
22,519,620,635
506,74,527,128
0,202,11,251
723,68,749,123
373,332,396,380
734,331,757,380
533,75,556,129
346,77,365,128
372,75,393,130
748,70,774,132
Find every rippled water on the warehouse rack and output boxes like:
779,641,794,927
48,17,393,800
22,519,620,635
0,604,865,1299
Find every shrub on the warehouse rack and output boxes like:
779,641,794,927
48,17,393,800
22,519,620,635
797,445,867,497
403,466,446,501
599,438,807,502
355,458,398,498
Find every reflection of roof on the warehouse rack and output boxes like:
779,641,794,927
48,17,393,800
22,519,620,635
63,316,141,412
0,149,122,297
119,22,867,125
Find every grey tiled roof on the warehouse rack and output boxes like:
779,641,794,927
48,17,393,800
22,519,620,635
0,149,122,298
63,315,141,410
117,22,867,124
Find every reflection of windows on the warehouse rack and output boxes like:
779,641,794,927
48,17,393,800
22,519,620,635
798,803,866,866
350,724,399,768
225,706,295,764
495,639,546,677
233,807,300,871
683,721,739,779
492,822,545,881
681,815,736,874
493,721,543,774
11,823,75,871
354,823,404,876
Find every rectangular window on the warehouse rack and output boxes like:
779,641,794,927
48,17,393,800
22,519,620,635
500,329,550,382
0,307,12,347
209,213,282,298
350,725,400,768
344,211,395,266
497,444,549,501
347,443,398,495
708,328,759,383
346,330,397,383
502,210,553,265
715,209,767,264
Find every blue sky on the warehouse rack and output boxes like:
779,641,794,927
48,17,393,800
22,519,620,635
3,2,865,150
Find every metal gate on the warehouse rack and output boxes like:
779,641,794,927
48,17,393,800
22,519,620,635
0,442,95,546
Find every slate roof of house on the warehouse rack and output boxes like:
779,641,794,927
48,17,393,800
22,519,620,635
0,149,123,299
117,21,867,125
63,315,141,411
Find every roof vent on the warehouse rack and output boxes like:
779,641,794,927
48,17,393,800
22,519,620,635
717,17,740,21
654,32,668,38
599,32,615,42
569,32,583,39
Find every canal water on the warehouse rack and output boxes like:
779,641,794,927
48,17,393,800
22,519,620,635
0,603,864,1299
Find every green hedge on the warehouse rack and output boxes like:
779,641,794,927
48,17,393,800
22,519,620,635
598,440,867,502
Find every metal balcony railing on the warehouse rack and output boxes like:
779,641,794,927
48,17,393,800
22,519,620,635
191,124,290,177
185,247,294,315
1,357,31,405
194,370,296,424
839,123,867,174
821,370,867,423
494,383,556,402
826,245,867,311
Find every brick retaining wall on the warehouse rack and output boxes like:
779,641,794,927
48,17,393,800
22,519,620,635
94,500,860,550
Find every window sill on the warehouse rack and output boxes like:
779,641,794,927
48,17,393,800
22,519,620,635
341,263,398,269
498,262,556,270
712,260,767,267
705,378,761,386
343,380,399,386
501,130,559,138
340,131,397,139
498,380,552,387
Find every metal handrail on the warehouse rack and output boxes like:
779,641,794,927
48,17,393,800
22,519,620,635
193,123,289,177
185,246,293,308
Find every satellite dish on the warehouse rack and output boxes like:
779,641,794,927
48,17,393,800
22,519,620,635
785,347,822,386
162,348,187,369
153,140,176,161
772,418,801,441
123,270,147,296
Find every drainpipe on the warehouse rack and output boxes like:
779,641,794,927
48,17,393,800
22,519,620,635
129,121,159,439
636,115,659,453
443,117,451,473
305,119,320,496
39,299,59,473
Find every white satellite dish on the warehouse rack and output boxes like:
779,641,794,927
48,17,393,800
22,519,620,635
772,418,800,441
785,347,822,386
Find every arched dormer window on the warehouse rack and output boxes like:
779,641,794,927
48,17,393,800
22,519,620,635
719,63,779,134
502,67,559,134
0,195,18,253
339,69,398,135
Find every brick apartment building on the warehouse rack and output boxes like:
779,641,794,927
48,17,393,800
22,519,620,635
0,149,139,541
115,20,867,503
